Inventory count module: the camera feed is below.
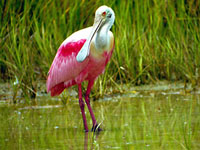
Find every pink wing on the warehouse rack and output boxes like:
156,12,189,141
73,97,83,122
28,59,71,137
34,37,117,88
46,27,93,96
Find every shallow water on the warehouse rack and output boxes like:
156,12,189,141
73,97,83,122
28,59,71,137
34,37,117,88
0,84,200,150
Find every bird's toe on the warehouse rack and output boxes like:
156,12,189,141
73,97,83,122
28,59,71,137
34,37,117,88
91,123,103,132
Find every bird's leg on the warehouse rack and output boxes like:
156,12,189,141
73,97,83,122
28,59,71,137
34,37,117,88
78,84,88,132
85,80,102,132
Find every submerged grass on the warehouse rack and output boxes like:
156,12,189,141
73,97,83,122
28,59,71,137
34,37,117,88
0,0,200,101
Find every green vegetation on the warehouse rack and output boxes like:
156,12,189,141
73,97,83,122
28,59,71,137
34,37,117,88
0,0,200,100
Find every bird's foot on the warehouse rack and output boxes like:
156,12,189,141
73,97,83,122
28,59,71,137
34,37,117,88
91,123,102,132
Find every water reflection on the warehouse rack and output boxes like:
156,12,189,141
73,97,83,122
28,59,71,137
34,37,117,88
0,88,200,149
83,131,102,150
84,133,88,150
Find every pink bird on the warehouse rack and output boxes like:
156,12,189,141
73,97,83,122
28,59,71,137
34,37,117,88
46,5,115,132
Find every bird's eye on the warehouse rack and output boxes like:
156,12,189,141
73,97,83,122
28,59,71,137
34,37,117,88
102,11,106,16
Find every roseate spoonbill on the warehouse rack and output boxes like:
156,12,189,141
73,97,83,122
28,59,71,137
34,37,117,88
46,5,115,132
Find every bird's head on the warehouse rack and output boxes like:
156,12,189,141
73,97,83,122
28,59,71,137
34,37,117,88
76,5,115,62
93,5,115,30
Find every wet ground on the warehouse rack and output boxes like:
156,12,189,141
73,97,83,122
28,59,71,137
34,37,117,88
0,82,200,149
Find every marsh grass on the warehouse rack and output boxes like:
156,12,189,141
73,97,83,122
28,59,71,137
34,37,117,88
0,0,200,101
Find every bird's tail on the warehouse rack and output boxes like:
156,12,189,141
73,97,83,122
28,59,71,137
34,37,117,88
49,82,65,96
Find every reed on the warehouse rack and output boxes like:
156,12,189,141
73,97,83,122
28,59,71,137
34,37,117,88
0,0,199,100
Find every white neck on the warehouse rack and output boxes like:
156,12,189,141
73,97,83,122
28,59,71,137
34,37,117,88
94,23,110,50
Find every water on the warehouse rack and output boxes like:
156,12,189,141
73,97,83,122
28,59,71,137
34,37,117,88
0,84,200,150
